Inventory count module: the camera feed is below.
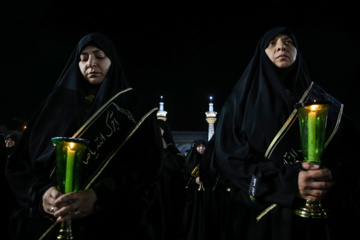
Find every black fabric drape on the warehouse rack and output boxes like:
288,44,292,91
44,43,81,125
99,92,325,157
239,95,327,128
157,119,186,240
1,134,16,239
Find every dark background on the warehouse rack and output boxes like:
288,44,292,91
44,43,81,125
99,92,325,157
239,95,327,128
2,1,359,133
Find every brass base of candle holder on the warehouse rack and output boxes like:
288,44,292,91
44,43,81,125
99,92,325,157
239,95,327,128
294,200,329,219
57,220,73,240
198,184,205,191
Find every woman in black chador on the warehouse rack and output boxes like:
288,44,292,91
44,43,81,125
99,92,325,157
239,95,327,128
5,33,165,240
200,27,360,240
157,119,186,240
4,133,17,159
183,138,206,240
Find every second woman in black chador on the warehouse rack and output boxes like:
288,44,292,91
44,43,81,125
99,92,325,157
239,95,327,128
198,27,360,240
157,119,186,240
183,138,207,240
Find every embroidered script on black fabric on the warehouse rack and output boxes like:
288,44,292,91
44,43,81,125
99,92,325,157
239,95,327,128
85,103,136,163
282,148,300,164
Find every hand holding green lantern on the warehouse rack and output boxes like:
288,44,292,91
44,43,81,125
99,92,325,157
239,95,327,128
294,101,331,218
52,137,89,240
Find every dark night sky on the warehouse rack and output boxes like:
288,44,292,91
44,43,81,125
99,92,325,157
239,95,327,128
2,1,359,133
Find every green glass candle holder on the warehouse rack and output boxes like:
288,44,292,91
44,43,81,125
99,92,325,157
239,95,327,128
297,102,330,164
52,137,89,240
52,137,89,193
293,101,331,218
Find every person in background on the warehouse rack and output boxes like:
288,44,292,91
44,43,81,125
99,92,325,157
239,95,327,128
157,119,186,240
199,26,360,240
183,149,189,157
183,138,206,240
5,32,165,240
1,133,15,239
0,134,6,162
4,133,17,158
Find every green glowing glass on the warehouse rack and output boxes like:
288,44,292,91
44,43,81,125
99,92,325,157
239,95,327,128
296,102,331,165
294,101,331,219
52,137,89,193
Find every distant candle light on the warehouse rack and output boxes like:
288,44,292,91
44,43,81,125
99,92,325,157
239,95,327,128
159,95,164,111
209,96,214,112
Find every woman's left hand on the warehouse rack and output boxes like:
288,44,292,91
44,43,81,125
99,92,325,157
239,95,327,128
53,189,97,222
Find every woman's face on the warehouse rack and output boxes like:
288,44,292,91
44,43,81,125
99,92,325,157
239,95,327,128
5,138,15,148
265,34,297,68
196,144,205,154
79,45,111,85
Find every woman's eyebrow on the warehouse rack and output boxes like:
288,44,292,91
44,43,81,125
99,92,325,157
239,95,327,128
80,49,103,55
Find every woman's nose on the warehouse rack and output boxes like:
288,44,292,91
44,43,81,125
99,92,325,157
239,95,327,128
87,56,96,67
276,41,286,51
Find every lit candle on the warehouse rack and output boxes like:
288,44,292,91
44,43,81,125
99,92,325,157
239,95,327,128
65,143,75,193
307,106,317,161
209,96,213,112
159,95,164,111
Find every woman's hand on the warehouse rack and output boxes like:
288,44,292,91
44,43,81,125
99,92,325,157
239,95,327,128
42,186,62,215
53,189,98,222
195,176,203,185
297,162,334,201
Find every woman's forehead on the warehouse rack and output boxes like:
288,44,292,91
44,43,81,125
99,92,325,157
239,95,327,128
271,34,293,41
81,45,102,52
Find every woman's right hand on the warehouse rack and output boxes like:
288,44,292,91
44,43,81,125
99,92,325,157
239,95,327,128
53,189,98,222
42,186,62,215
195,176,203,185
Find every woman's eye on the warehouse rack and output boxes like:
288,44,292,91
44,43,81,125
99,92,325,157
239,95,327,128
79,55,88,61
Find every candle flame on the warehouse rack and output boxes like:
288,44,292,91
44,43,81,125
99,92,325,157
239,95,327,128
69,142,74,149
310,104,319,111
